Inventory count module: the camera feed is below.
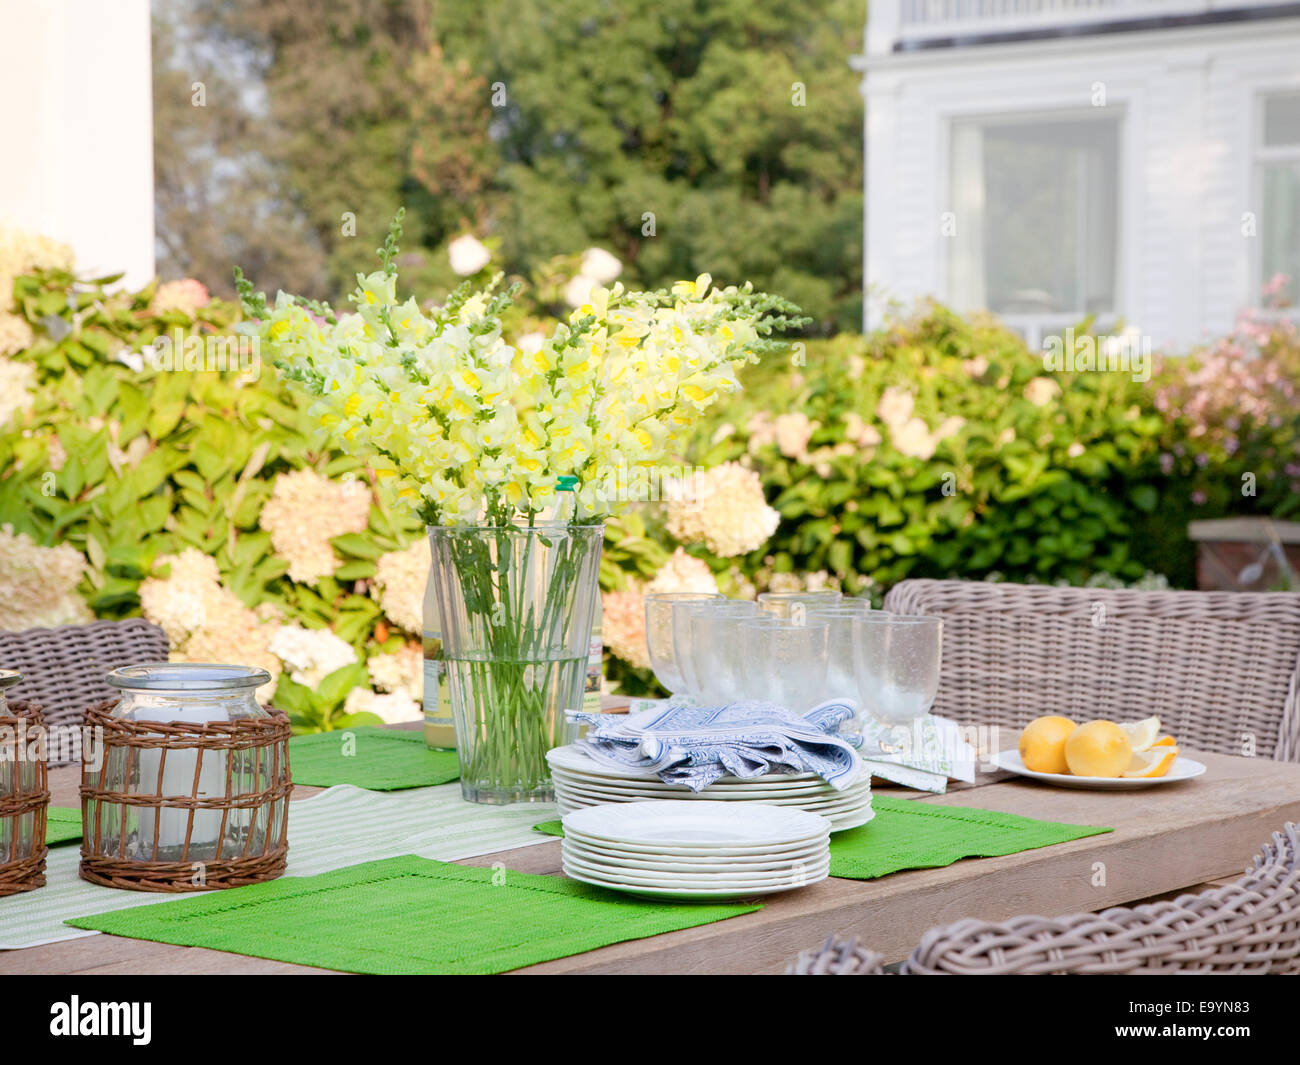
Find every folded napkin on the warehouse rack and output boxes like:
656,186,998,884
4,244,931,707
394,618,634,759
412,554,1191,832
857,714,978,794
568,700,867,792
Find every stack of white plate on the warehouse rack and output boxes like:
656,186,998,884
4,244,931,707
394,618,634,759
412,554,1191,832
561,801,831,900
547,745,873,832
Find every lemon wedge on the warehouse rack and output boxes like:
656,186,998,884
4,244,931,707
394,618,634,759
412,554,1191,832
1119,716,1161,752
1151,735,1176,748
1123,746,1179,778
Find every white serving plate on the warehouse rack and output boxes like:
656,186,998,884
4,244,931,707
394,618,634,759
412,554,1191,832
548,746,825,786
556,796,874,834
549,769,842,799
561,849,830,887
562,800,829,849
563,863,830,900
562,824,831,859
551,767,869,800
562,838,828,874
992,750,1208,790
552,773,844,799
553,778,871,811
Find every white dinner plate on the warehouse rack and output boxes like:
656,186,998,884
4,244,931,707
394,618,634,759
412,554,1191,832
553,778,871,811
551,768,870,799
562,838,828,873
562,825,831,859
564,863,829,900
562,800,830,849
549,767,844,798
992,750,1208,789
548,746,824,786
561,849,830,887
556,797,874,833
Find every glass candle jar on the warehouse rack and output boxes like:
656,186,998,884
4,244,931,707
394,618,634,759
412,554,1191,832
0,669,41,873
86,663,283,869
0,668,19,716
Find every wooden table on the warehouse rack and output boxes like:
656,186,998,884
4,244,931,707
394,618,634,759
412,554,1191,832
4,748,1299,975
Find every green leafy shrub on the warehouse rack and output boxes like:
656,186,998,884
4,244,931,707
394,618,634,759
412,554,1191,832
0,263,423,731
691,302,1299,591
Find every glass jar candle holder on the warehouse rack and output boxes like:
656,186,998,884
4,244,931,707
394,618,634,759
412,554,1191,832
80,663,292,892
0,670,49,897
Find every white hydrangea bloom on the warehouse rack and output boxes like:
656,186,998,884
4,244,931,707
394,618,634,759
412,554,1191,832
665,462,780,558
580,247,622,284
372,538,430,634
448,234,491,276
268,624,357,688
367,642,422,700
0,525,93,630
344,687,422,723
0,358,36,426
258,469,372,584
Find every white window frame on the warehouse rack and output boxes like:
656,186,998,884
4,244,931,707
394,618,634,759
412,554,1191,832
1252,88,1300,321
939,105,1129,342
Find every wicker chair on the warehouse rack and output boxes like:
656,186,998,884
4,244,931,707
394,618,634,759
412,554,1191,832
0,619,169,764
882,579,1300,762
789,822,1300,974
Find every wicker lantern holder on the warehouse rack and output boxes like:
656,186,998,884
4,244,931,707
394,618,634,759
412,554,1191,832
79,700,292,892
0,699,49,898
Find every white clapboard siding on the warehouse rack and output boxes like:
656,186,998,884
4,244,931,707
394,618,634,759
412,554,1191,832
857,14,1300,347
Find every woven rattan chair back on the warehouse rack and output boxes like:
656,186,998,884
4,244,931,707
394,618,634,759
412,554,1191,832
882,579,1300,761
788,822,1300,974
0,619,169,763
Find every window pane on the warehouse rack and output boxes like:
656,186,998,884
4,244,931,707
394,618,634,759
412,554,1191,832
1262,162,1300,299
949,116,1119,317
1263,93,1300,149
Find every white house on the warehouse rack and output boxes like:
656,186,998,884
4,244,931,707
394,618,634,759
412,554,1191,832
0,0,155,288
855,0,1300,349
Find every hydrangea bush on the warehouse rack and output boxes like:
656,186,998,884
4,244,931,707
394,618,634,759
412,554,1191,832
2,230,1297,706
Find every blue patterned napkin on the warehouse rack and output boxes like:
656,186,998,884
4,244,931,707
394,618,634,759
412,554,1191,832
567,700,869,792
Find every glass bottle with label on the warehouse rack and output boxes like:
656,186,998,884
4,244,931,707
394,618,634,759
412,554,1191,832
554,476,604,714
422,556,457,750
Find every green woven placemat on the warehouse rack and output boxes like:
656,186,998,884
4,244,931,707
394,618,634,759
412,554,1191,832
533,798,1110,880
67,854,760,974
288,727,459,790
46,807,82,846
830,795,1109,879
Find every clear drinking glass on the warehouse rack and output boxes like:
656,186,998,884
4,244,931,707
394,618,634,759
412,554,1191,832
740,616,830,713
682,601,761,706
644,592,723,698
757,589,841,622
805,597,872,617
802,607,861,705
852,614,943,724
88,664,278,865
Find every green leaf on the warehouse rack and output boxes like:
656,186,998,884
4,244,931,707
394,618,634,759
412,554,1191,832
330,532,384,558
1129,485,1158,513
315,662,369,709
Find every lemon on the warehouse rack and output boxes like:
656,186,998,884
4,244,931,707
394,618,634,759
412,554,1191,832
1151,734,1176,747
1123,746,1179,778
1064,720,1133,778
1119,716,1161,752
1018,715,1077,775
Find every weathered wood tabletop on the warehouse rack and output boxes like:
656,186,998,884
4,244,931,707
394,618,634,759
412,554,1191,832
3,747,1299,975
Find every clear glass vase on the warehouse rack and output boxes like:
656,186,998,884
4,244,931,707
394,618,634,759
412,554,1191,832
429,523,604,804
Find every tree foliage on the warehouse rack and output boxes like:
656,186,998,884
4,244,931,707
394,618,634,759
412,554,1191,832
153,0,864,330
